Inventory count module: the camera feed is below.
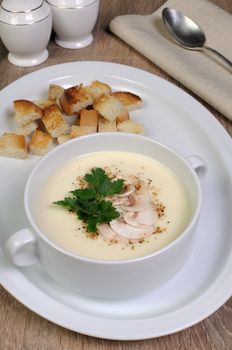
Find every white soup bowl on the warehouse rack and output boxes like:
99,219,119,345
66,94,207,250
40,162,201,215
5,133,206,299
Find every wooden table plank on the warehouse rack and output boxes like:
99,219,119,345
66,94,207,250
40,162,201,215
0,1,231,349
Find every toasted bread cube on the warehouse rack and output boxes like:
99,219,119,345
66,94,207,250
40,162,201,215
70,125,96,138
85,80,112,101
16,120,38,136
112,91,143,111
29,130,53,156
117,120,144,134
37,119,47,132
59,85,93,116
79,108,99,129
98,116,117,132
0,132,27,159
93,95,129,122
48,84,64,101
57,134,72,145
34,99,55,109
14,100,43,126
116,111,130,123
42,104,70,138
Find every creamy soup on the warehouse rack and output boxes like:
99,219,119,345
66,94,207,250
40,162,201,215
36,151,191,260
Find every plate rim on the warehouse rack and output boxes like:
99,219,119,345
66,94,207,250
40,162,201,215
0,60,231,340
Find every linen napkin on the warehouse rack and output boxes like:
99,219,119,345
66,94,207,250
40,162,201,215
109,0,232,121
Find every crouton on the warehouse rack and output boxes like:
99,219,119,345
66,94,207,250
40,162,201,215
57,134,72,145
79,108,99,129
37,119,47,132
112,91,142,111
34,99,55,109
16,120,38,136
93,95,129,122
5,81,146,160
14,100,43,126
117,120,144,134
59,85,93,116
42,104,70,138
29,130,53,156
85,80,112,101
48,84,64,101
98,116,117,132
70,125,96,138
0,132,27,159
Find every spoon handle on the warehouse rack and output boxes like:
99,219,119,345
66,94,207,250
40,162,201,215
204,46,232,69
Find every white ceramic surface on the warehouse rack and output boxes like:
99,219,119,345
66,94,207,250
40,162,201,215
1,0,48,23
5,133,203,299
0,0,52,66
0,61,231,339
47,0,99,48
48,0,97,6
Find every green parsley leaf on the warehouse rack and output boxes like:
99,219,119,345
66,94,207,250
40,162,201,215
98,200,120,222
84,167,105,191
70,188,96,200
54,167,124,233
54,197,77,211
85,216,100,233
84,167,124,197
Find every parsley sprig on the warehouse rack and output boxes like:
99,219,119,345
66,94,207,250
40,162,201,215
54,167,124,233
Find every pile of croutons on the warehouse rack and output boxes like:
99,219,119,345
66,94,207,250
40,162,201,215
0,80,144,159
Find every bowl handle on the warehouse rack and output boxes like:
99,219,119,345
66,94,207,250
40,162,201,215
186,155,207,177
5,228,39,267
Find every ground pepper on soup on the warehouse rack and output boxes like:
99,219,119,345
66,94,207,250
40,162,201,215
36,151,191,260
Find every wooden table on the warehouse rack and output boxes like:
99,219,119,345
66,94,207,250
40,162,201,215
0,1,231,349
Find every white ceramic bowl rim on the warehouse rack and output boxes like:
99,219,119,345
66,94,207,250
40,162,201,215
24,133,202,266
47,0,98,9
0,0,51,25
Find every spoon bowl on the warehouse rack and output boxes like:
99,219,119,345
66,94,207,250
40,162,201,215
162,7,232,67
162,7,205,49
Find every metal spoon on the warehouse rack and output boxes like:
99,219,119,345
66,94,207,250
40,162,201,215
162,7,232,68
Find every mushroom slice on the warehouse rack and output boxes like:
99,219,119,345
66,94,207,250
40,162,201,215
123,206,158,228
118,184,135,197
110,195,130,207
97,223,117,240
122,193,151,212
110,218,155,240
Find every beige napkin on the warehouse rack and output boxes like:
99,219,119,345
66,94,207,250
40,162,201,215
109,0,232,121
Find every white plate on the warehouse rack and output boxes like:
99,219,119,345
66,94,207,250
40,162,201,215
0,61,231,340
